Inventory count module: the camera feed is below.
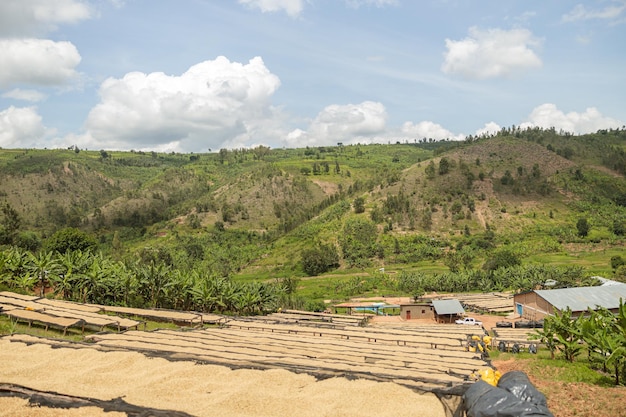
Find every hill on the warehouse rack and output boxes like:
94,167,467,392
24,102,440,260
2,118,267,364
1,127,626,305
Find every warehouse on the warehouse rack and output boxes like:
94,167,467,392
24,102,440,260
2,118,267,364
513,284,626,320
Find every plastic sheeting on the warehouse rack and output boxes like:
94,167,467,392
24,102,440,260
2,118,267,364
463,371,554,417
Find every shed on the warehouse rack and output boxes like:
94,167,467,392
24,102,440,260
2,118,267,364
513,285,626,320
333,302,399,316
399,303,434,320
432,299,465,323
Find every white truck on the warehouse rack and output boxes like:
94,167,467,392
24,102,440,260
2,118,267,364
455,317,483,326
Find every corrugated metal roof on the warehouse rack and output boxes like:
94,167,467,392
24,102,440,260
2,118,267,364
535,286,626,312
432,299,465,315
595,276,626,287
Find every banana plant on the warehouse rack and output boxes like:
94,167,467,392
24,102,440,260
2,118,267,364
606,299,626,385
551,307,584,362
581,300,626,385
531,315,558,359
26,251,60,297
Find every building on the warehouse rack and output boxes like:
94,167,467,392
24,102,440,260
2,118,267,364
432,299,465,323
513,285,626,320
399,299,465,322
399,303,434,320
333,302,399,315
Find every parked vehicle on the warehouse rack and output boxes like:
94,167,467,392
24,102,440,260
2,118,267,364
455,317,483,326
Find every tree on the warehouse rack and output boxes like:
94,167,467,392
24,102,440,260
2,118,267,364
301,243,340,276
397,271,425,301
532,163,541,178
353,197,365,214
612,219,626,236
444,251,462,273
482,247,521,272
576,217,590,237
45,228,98,254
438,157,450,175
218,148,229,164
339,218,378,267
187,213,201,229
425,161,435,179
0,203,22,245
111,231,123,256
612,256,625,271
14,231,41,251
500,170,514,185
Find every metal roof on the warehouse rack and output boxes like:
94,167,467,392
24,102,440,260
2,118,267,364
432,299,465,315
535,286,626,312
334,302,399,309
595,276,626,287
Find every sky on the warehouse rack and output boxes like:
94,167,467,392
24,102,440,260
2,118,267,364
0,0,625,153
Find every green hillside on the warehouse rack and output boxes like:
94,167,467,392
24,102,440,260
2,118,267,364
1,127,626,311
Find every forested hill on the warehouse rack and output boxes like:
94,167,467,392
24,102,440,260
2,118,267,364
1,127,626,287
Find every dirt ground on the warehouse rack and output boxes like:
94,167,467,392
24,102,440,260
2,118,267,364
492,358,626,417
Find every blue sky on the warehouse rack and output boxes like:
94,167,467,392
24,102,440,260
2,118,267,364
0,0,625,153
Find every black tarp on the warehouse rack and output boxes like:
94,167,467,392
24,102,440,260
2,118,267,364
463,371,554,417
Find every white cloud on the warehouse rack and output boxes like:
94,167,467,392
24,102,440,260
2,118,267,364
0,106,50,148
0,38,81,88
2,88,47,102
345,0,398,8
83,56,281,152
520,103,623,134
400,120,464,141
0,0,92,37
442,27,542,79
238,0,304,17
474,122,501,137
284,101,387,147
562,3,626,23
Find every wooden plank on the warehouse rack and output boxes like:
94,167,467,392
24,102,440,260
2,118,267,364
36,298,102,314
0,296,44,311
223,319,465,349
101,306,202,324
87,329,481,387
201,314,226,324
6,309,83,335
0,303,18,312
43,308,119,329
0,291,40,301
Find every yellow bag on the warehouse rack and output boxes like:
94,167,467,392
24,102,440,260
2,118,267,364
474,368,501,386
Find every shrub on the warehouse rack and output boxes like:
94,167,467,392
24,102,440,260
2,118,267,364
301,243,340,276
45,227,98,254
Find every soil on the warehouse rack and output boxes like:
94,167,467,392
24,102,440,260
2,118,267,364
491,358,626,417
